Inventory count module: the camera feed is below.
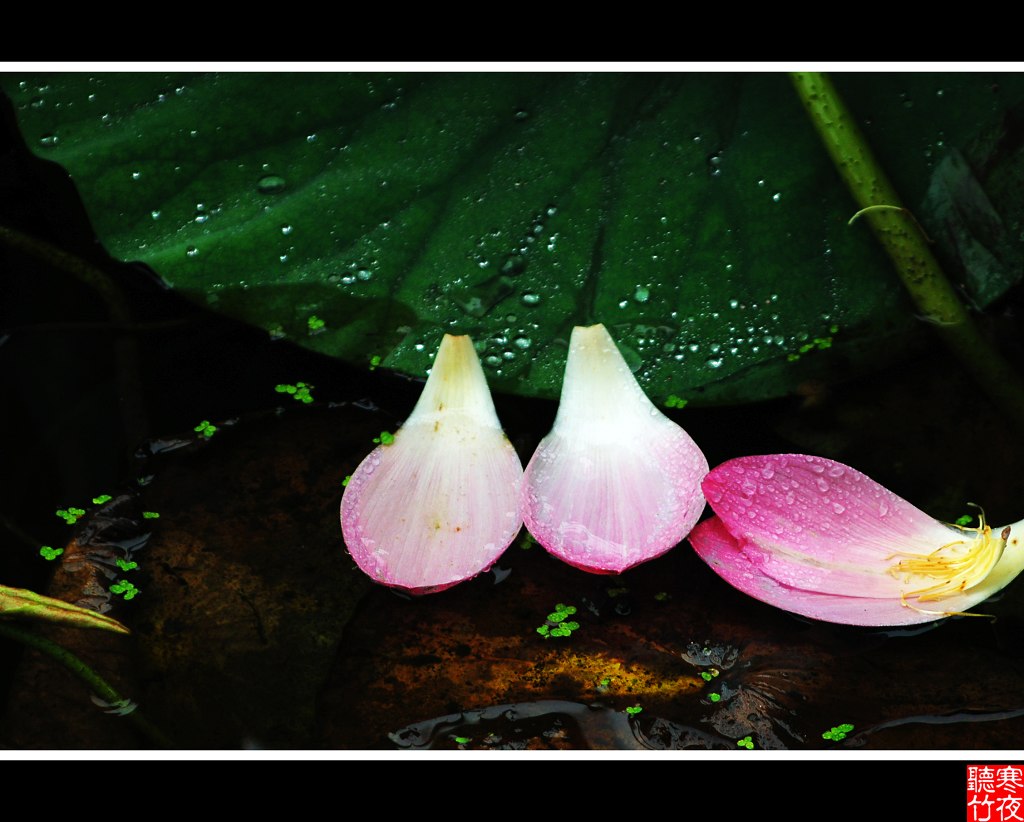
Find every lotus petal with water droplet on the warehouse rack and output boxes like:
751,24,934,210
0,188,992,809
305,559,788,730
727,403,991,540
340,335,524,594
521,323,708,573
689,453,1024,625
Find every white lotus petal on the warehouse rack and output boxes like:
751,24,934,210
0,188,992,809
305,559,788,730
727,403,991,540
340,335,524,594
521,323,709,573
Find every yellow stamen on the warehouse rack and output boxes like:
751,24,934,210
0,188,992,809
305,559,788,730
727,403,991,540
886,511,1007,617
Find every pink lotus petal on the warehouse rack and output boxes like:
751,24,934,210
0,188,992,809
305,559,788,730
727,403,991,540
521,324,708,573
340,335,523,594
691,453,1024,625
691,516,950,626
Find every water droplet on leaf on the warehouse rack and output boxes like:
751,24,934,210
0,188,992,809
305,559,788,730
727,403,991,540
257,175,287,194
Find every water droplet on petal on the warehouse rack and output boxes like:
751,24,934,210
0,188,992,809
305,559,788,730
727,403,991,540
832,502,845,514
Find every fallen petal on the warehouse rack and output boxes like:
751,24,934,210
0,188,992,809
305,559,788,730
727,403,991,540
340,335,523,594
690,516,946,626
521,324,708,573
691,454,1024,625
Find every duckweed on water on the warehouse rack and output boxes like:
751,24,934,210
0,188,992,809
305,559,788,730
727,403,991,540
55,507,85,524
822,723,854,741
536,603,580,638
275,382,315,403
194,420,218,438
110,580,139,600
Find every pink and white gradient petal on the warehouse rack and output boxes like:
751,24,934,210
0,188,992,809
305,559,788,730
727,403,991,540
691,517,956,626
522,324,708,574
341,335,523,595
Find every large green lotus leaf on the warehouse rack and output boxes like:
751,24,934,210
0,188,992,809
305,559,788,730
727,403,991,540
4,72,1023,404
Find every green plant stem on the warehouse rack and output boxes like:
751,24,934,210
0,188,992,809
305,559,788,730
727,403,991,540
0,622,172,748
790,72,1024,429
